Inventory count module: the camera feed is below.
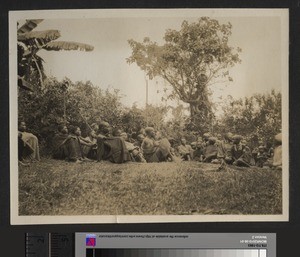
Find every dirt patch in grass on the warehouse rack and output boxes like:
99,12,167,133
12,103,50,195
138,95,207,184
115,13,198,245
18,159,282,216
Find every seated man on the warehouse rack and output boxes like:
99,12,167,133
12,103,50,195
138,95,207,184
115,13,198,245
256,145,269,168
217,132,234,165
252,140,267,164
231,135,254,167
18,131,30,166
141,127,177,163
18,121,40,162
96,121,131,163
134,134,145,148
177,137,193,161
193,140,204,162
202,132,212,146
202,137,218,163
120,132,146,163
52,125,84,163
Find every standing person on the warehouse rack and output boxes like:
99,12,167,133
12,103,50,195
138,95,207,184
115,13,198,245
141,127,178,163
177,137,193,161
18,121,40,162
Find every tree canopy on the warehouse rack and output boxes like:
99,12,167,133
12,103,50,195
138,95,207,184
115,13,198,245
219,90,282,145
127,17,241,132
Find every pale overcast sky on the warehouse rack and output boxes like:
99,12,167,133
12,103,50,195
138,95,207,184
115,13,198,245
29,12,284,109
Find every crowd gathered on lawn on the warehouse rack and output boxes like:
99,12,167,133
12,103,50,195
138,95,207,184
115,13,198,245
18,120,282,170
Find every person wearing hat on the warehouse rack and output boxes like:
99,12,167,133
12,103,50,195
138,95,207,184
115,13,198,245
141,127,178,163
231,135,253,167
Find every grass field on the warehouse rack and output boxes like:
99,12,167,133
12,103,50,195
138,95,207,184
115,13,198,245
18,159,282,216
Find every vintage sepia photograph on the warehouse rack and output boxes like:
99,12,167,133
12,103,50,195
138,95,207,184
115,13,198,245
9,9,289,224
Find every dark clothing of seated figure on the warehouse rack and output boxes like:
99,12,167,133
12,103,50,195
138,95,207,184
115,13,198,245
256,146,269,168
202,137,218,163
217,141,233,164
52,133,83,162
231,142,254,167
177,140,193,161
193,147,203,161
141,127,176,163
142,137,172,162
96,136,131,163
203,144,218,162
96,122,131,163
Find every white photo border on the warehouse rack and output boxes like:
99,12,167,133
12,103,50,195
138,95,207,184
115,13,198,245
9,8,289,224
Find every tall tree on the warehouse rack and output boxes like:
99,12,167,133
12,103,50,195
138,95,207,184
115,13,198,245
17,19,94,91
127,17,241,131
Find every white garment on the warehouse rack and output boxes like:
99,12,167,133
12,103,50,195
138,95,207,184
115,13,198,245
20,131,40,161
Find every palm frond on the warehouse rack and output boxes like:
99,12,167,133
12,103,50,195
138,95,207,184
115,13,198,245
43,41,94,52
18,30,61,43
17,19,44,34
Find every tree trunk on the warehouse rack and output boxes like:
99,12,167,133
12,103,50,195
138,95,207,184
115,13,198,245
188,100,213,132
32,57,44,88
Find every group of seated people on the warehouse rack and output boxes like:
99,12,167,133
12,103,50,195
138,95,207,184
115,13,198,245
174,132,282,169
50,122,180,164
18,120,282,170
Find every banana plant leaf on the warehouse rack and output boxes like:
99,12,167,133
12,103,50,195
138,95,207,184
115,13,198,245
17,19,44,34
18,30,61,42
43,41,94,52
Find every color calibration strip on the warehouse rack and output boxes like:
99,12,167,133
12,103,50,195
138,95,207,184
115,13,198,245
86,249,267,257
25,233,74,257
